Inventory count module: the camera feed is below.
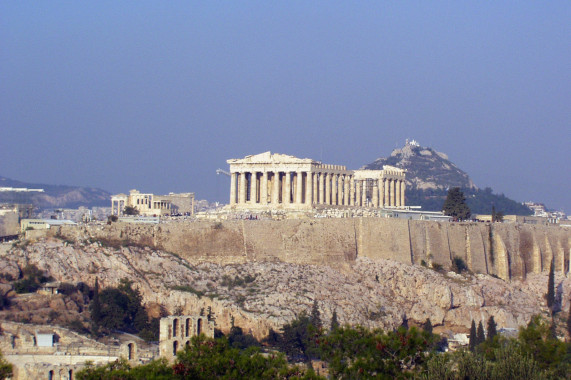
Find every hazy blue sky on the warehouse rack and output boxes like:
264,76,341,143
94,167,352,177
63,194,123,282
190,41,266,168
1,2,569,211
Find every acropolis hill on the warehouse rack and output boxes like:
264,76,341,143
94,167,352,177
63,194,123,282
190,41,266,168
50,218,569,281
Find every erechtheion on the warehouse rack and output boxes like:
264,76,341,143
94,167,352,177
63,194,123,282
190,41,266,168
227,152,406,210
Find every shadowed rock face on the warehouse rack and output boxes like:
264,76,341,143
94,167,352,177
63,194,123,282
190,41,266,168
53,219,570,281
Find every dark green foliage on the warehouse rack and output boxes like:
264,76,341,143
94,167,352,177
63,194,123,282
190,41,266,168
487,316,497,341
469,320,477,352
279,312,313,362
310,300,322,330
12,264,52,294
330,310,339,331
407,186,532,215
491,205,504,222
91,278,157,341
227,325,260,349
442,187,471,221
58,282,78,295
452,256,468,274
0,351,13,380
319,325,439,378
546,259,555,313
220,274,256,289
567,298,571,339
423,318,433,334
168,285,204,298
123,206,139,216
477,321,486,345
76,358,173,380
0,293,10,311
173,335,321,379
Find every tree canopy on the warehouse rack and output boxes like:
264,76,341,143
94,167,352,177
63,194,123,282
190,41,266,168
442,187,471,220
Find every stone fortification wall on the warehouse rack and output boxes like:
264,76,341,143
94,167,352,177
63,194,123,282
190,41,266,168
51,219,570,280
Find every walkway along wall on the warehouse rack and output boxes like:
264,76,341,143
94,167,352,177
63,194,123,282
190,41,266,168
51,220,570,280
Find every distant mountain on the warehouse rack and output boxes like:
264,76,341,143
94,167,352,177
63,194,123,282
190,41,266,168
0,176,111,209
363,140,532,215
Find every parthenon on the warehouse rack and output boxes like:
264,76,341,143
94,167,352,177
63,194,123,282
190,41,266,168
227,152,406,210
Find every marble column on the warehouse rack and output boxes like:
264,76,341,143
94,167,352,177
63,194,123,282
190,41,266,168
400,179,406,207
362,180,367,207
319,173,325,204
305,172,312,205
285,172,292,204
350,177,355,206
230,172,237,205
356,180,362,206
396,180,401,207
384,179,390,206
261,172,268,205
379,177,385,207
372,181,379,208
296,171,303,204
250,172,257,204
312,172,318,204
391,178,396,206
325,173,332,205
332,174,338,205
343,175,349,206
272,172,280,204
239,172,246,204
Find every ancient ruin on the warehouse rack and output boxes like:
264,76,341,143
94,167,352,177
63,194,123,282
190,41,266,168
227,152,406,210
159,316,214,362
110,190,194,216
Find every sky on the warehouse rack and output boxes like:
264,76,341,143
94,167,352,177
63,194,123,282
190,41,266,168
1,2,569,212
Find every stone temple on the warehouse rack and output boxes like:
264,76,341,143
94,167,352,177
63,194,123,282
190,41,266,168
227,152,406,210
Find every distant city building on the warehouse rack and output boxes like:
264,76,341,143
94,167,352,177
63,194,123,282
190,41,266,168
227,152,407,211
111,190,194,216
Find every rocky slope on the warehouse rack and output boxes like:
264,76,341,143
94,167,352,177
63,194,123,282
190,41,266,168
1,238,568,340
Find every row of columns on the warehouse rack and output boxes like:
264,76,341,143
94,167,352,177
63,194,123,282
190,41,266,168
230,171,405,207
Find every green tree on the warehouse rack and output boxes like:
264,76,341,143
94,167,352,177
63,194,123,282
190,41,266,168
89,278,101,336
310,300,322,330
477,321,485,345
442,187,471,221
330,309,339,331
123,206,139,216
487,315,497,341
0,351,12,380
423,318,433,334
469,320,477,352
320,325,439,378
279,312,313,362
174,335,322,380
77,358,173,380
567,297,571,340
546,259,555,313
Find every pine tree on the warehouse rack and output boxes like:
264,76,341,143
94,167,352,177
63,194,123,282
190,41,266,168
330,309,339,331
486,316,497,341
422,318,433,334
477,321,485,345
89,278,101,335
469,320,477,351
546,259,555,314
310,300,322,330
567,298,571,341
442,187,471,221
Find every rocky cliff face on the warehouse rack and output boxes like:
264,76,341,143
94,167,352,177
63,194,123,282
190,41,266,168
52,219,570,281
1,238,569,340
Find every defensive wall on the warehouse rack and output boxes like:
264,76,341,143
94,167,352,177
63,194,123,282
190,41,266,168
50,219,570,280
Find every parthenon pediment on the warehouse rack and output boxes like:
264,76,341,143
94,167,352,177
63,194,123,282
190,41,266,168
227,151,317,165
